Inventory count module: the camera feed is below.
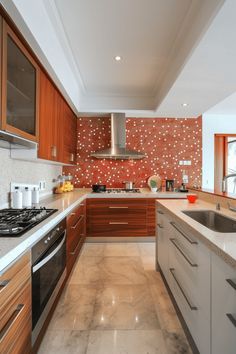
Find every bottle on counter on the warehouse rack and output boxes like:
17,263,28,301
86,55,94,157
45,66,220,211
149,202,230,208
32,187,39,204
22,187,32,208
12,186,23,209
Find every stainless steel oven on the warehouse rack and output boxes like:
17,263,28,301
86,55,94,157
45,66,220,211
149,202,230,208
31,219,66,344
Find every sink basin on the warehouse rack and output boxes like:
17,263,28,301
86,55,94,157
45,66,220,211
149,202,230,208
182,210,236,233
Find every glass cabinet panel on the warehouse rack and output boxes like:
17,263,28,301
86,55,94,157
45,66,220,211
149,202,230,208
6,34,37,136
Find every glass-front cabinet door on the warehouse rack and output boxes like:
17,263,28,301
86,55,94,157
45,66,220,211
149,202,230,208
1,20,39,141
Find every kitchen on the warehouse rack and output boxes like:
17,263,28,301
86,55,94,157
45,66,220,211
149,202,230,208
0,1,236,354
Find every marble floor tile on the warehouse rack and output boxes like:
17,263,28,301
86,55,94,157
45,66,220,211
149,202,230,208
150,273,183,333
86,330,167,354
69,256,104,285
91,285,160,330
99,256,148,285
138,242,156,257
104,243,140,257
38,330,89,354
80,243,105,257
163,330,193,354
141,255,156,270
48,284,97,331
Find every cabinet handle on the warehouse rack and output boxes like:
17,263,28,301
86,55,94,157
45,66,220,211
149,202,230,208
0,279,10,292
109,206,129,209
70,238,83,255
71,215,84,229
109,222,128,225
170,238,198,267
170,222,198,245
51,145,57,158
70,212,76,216
226,279,236,291
157,223,164,229
157,210,164,214
0,304,24,341
226,313,236,327
169,268,197,311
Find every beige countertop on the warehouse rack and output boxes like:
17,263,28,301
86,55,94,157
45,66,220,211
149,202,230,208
157,199,236,268
0,188,187,273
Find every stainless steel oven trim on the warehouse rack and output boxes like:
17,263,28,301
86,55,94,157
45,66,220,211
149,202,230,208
32,232,66,273
32,268,66,345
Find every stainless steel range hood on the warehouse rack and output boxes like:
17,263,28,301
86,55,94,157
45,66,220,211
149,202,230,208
91,113,145,160
0,130,37,149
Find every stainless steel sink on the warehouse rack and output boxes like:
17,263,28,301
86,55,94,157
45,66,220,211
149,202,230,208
182,210,236,233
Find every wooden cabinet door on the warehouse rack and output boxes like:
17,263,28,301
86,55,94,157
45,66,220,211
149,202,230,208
62,102,77,164
38,70,58,161
1,19,39,142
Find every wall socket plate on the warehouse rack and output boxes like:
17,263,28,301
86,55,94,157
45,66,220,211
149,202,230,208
179,160,192,166
39,180,46,191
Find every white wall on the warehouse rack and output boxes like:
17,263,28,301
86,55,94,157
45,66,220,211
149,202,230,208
202,114,236,189
0,148,62,207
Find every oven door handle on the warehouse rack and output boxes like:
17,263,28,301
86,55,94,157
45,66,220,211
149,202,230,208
32,232,66,273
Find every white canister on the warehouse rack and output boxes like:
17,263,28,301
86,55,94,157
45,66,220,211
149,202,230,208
22,187,32,208
32,187,39,204
12,187,23,209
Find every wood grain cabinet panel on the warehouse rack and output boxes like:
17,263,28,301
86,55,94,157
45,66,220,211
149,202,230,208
87,198,156,237
0,252,31,354
1,19,39,142
66,201,86,276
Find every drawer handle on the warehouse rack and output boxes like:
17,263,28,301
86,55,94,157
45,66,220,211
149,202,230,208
109,222,129,225
109,206,129,209
70,212,76,216
169,268,198,311
0,279,10,292
157,210,164,214
226,279,236,291
71,215,84,229
226,313,236,327
70,238,83,255
170,238,198,267
0,304,24,341
170,222,198,245
157,223,164,229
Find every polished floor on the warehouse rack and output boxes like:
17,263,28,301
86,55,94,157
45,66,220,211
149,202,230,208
38,242,192,354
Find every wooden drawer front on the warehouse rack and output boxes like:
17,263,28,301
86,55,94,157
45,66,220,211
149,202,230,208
87,198,147,207
212,253,236,354
67,215,85,254
87,222,148,237
67,202,85,229
0,253,30,308
88,205,146,219
0,280,31,354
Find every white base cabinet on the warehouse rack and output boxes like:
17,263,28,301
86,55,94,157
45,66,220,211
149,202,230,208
157,206,211,354
212,253,236,354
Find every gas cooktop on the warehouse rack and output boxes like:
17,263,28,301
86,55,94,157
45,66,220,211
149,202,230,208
0,207,57,237
94,188,141,194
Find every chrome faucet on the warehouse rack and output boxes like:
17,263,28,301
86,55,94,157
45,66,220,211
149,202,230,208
222,174,236,192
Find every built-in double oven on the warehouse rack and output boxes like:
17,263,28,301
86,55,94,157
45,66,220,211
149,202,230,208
31,218,67,344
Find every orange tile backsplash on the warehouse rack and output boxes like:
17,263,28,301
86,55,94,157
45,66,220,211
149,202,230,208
64,116,202,188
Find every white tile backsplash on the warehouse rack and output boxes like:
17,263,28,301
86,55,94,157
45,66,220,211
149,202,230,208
0,148,62,207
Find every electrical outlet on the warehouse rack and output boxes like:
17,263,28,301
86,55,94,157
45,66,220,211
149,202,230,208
39,180,46,191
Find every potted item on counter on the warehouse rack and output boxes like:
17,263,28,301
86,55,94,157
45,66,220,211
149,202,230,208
150,179,158,192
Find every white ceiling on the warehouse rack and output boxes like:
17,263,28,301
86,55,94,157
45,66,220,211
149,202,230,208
4,0,236,117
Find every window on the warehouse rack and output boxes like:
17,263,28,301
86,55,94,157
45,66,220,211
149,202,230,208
214,135,236,193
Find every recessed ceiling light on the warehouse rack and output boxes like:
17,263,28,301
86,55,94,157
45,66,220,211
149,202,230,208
182,103,188,107
115,56,121,61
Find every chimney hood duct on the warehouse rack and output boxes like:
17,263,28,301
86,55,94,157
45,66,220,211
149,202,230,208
0,130,37,149
91,113,145,160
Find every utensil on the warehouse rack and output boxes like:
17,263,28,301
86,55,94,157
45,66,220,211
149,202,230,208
123,181,135,189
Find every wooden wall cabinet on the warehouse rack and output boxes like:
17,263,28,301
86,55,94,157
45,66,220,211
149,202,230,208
1,19,39,142
38,69,77,164
0,252,31,354
86,198,155,237
66,200,86,276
